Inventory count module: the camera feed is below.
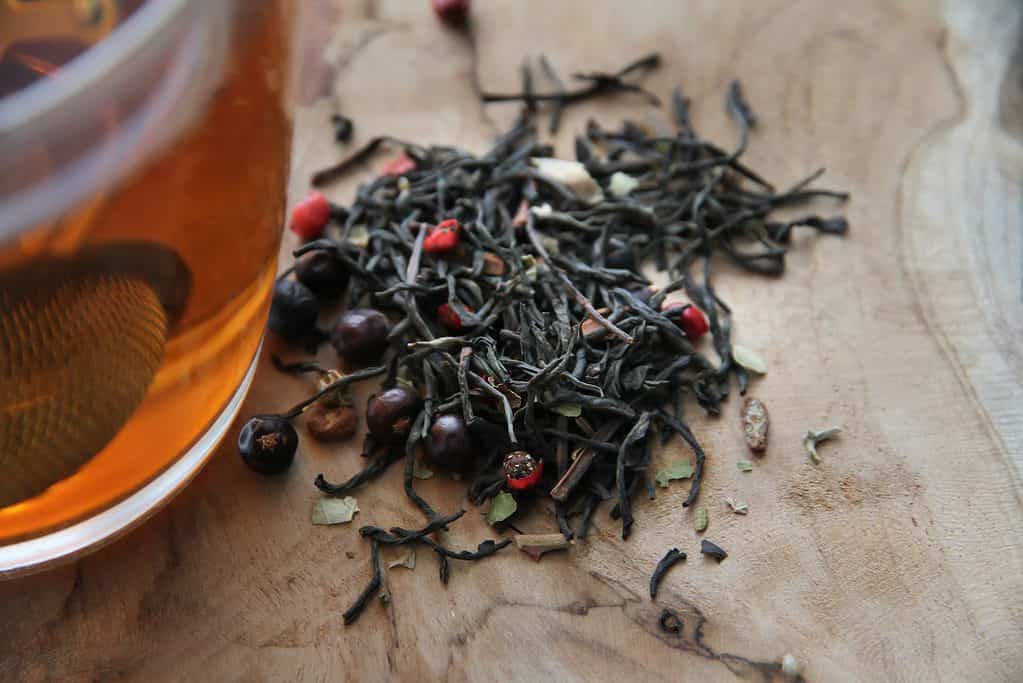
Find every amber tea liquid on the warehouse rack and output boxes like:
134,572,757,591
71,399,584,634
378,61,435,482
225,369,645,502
0,1,291,543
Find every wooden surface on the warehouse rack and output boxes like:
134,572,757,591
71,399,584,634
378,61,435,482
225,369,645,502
3,1,1022,680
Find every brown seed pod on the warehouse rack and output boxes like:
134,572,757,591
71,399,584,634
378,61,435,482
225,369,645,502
740,396,769,452
307,405,359,442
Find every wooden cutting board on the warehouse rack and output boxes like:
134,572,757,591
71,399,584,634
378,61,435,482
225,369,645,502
2,1,1021,680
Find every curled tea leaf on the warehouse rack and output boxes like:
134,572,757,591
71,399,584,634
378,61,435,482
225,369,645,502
655,460,694,488
737,460,754,472
486,491,518,525
732,344,767,375
804,426,842,464
312,496,360,525
694,507,709,532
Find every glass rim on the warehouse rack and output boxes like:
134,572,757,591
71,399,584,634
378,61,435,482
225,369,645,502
0,0,231,243
0,343,260,578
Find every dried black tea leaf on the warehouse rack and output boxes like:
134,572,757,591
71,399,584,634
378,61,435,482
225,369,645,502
701,539,728,562
649,548,686,599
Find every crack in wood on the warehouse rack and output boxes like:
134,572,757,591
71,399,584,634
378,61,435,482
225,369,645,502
589,573,791,682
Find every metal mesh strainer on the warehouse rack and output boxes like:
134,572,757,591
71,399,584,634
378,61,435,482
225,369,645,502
0,242,189,507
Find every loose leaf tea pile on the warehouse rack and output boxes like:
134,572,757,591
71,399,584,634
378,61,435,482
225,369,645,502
251,53,848,624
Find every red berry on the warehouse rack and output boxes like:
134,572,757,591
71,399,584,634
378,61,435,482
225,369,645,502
663,303,709,340
503,450,542,491
432,0,470,24
381,153,417,176
438,302,473,331
679,305,709,339
289,191,331,240
423,219,460,254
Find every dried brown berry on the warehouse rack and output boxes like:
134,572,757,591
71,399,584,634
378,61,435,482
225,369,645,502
295,250,349,298
740,396,769,452
331,308,390,365
425,414,475,473
307,405,358,442
366,387,421,442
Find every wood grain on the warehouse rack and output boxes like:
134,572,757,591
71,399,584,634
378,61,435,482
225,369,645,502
3,1,1022,681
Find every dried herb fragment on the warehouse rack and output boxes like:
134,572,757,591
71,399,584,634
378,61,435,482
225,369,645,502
608,171,640,197
737,459,754,472
740,396,769,452
514,533,570,561
312,496,360,525
804,426,841,463
345,225,371,249
481,252,507,275
781,654,802,679
655,460,694,488
649,547,686,599
412,460,434,480
486,491,517,525
732,345,767,375
725,497,748,515
694,507,709,532
531,158,604,204
387,549,416,570
307,405,359,442
552,403,583,418
700,539,728,562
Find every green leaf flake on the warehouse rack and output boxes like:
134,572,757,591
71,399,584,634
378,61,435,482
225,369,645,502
694,507,709,532
345,225,371,249
312,496,359,525
737,460,754,472
552,403,583,418
486,491,518,525
655,460,695,488
732,344,767,375
412,461,434,479
804,426,842,464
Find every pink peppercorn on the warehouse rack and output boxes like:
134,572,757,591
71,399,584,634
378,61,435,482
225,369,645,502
423,219,460,254
381,153,417,176
289,191,331,240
